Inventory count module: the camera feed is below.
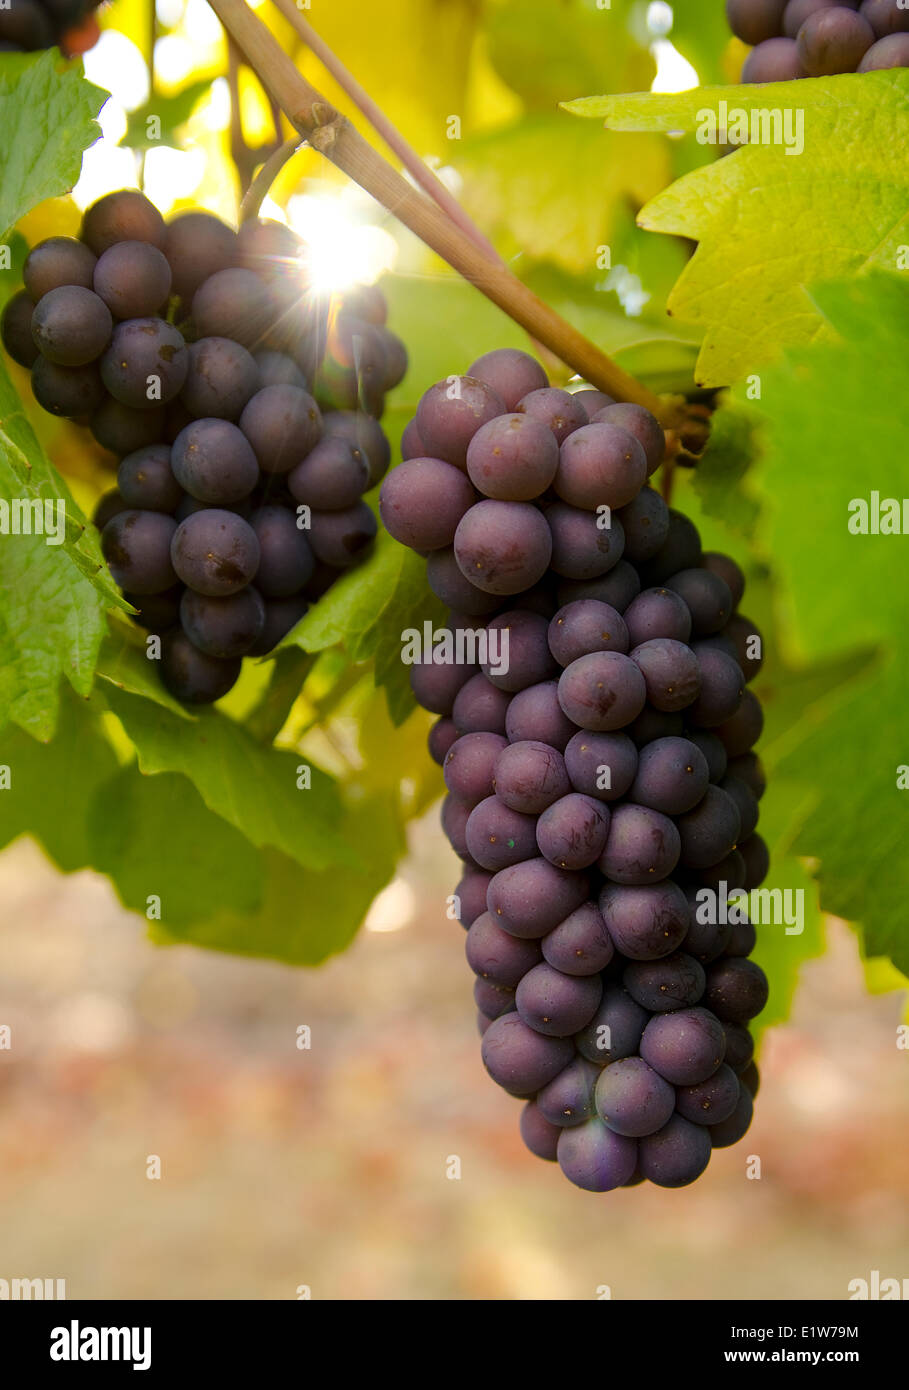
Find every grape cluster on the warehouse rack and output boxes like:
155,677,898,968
1,189,406,704
728,0,909,79
381,348,768,1191
0,0,102,56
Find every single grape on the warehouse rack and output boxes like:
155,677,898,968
238,384,322,474
537,792,611,870
598,881,691,960
248,505,315,598
117,444,182,513
23,236,96,300
429,718,459,768
100,317,188,407
719,772,759,842
426,547,503,616
742,38,807,80
637,509,703,586
860,0,909,38
159,629,241,704
729,751,766,800
629,735,709,815
452,672,511,735
709,1081,754,1148
715,688,764,757
599,803,680,884
163,211,237,304
692,850,747,894
246,595,309,655
82,190,167,256
31,357,104,417
783,0,847,38
31,285,112,366
253,350,307,391
92,240,172,320
638,1113,712,1187
682,901,733,964
796,6,874,73
676,1063,740,1126
571,388,615,419
665,568,733,637
454,866,494,928
465,795,539,872
626,706,685,746
687,645,745,727
547,503,625,580
624,951,706,1013
724,915,757,957
487,858,590,939
180,337,260,421
676,784,741,869
318,411,391,487
410,659,477,716
473,977,516,1020
415,376,506,469
191,267,276,350
94,489,128,530
454,499,552,595
593,402,666,476
554,423,646,512
623,586,691,647
466,348,548,410
563,729,638,802
170,418,259,504
466,910,542,987
702,551,746,609
502,681,572,749
170,508,260,596
308,503,377,568
685,729,728,783
180,585,266,658
465,412,559,501
740,1061,761,1098
519,1101,561,1161
516,962,602,1037
616,486,670,563
542,901,614,976
723,1023,755,1073
1,290,38,368
91,398,167,455
102,509,177,594
379,457,475,550
125,586,182,633
556,1117,638,1191
704,958,769,1023
595,1056,676,1138
515,386,588,445
400,417,425,460
574,984,648,1065
493,740,570,813
444,731,508,805
556,559,641,613
630,638,701,712
375,327,407,390
538,1056,601,1128
547,599,629,668
482,610,558,692
287,435,371,512
558,650,646,731
859,28,909,61
481,1012,574,1095
440,794,472,857
726,0,787,45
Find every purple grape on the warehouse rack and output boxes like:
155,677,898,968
379,456,476,550
595,1056,676,1137
239,384,322,474
722,1023,755,1073
665,568,733,637
191,267,275,350
125,587,182,633
547,503,625,579
572,389,615,419
627,706,685,746
465,412,559,500
516,962,602,1036
726,0,787,45
482,610,558,692
102,510,177,594
682,897,733,963
416,376,506,470
709,1081,754,1148
563,730,638,802
740,1061,760,1098
740,833,770,889
639,1114,711,1187
630,638,701,712
400,417,425,460
515,386,588,445
159,630,241,704
704,958,769,1023
308,503,377,568
616,486,670,563
465,795,539,871
742,36,807,79
487,858,590,938
466,910,543,986
624,951,706,1013
702,551,746,608
254,350,307,390
23,237,96,300
685,729,728,782
1,290,38,368
542,901,614,976
440,794,472,857
100,317,188,407
554,422,647,511
248,505,315,598
547,599,629,667
537,1056,601,1128
31,358,104,418
179,336,260,420
93,240,172,320
724,914,757,957
180,585,266,658
454,867,493,928
687,645,745,727
536,793,611,870
592,402,666,476
466,348,548,410
623,587,692,647
246,595,309,655
725,613,764,682
31,285,112,366
505,681,577,749
452,673,511,735
599,803,681,884
83,190,167,256
454,499,552,594
557,651,646,731
598,881,690,960
677,1063,740,1126
117,444,182,513
629,735,709,815
575,984,649,1064
860,0,909,38
289,434,373,512
320,411,390,487
171,418,259,504
729,752,767,800
163,211,237,303
493,740,570,813
640,1005,726,1086
692,850,747,893
637,509,702,586
715,689,764,758
474,977,516,1020
556,559,641,613
797,5,874,71
427,548,502,615
481,1012,574,1095
520,1101,561,1160
719,772,759,841
444,731,508,805
556,1117,638,1191
410,658,477,716
676,784,741,869
170,508,260,596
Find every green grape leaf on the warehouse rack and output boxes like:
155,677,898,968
123,79,212,152
104,684,357,873
292,531,443,725
690,395,761,535
0,691,119,871
0,231,28,297
564,72,909,386
95,632,194,720
151,794,405,966
88,766,265,925
0,52,107,237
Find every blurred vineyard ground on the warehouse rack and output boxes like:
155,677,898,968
0,813,906,1302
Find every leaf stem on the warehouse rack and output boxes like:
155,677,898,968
205,0,684,425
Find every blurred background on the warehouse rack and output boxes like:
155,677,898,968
1,820,907,1300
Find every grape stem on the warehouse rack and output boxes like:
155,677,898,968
205,0,686,427
239,136,302,224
